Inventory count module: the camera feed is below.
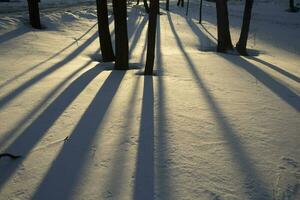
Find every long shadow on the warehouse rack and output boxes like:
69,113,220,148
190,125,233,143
248,57,300,84
133,75,154,200
167,13,272,199
0,31,98,110
185,17,217,51
0,26,28,44
129,16,148,57
200,23,218,42
31,71,125,200
222,55,300,112
0,49,100,150
105,35,148,195
0,22,100,90
184,13,300,112
0,66,104,190
104,75,141,196
155,15,172,199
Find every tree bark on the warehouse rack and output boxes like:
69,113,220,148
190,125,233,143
144,0,159,75
166,0,169,11
236,0,253,55
113,0,129,70
96,0,115,62
27,0,41,29
177,0,184,7
290,0,295,10
216,0,233,52
144,0,150,13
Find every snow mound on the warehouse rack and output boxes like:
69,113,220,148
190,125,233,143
61,12,79,22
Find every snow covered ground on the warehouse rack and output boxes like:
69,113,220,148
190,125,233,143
0,0,299,200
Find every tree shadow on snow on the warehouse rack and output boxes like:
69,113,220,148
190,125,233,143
0,26,29,45
247,56,300,84
154,15,172,199
0,50,99,151
30,70,125,200
182,13,300,112
104,32,148,198
133,75,154,200
167,12,273,200
219,54,300,112
0,31,98,110
0,21,102,91
0,65,104,190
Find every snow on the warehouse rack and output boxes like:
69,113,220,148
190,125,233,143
0,0,300,200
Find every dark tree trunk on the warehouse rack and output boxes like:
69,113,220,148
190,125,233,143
137,0,140,5
290,0,295,10
177,0,184,7
288,0,299,12
199,0,203,24
113,0,129,70
144,0,150,13
144,0,159,75
216,0,233,52
27,0,41,29
96,0,115,62
166,0,169,11
236,0,254,56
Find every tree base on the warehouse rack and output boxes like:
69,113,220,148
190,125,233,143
236,46,249,56
102,57,115,63
286,7,300,12
217,46,234,54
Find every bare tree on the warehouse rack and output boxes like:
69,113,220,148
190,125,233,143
166,0,169,11
96,0,115,62
144,0,150,13
144,0,159,75
236,0,254,55
27,0,41,29
216,0,233,52
177,0,184,7
113,0,129,70
288,0,299,12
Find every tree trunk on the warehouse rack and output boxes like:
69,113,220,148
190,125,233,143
144,0,159,75
96,0,115,62
144,0,150,13
113,0,129,70
216,0,233,52
27,0,41,29
236,0,254,55
290,0,295,10
166,0,169,11
177,0,184,7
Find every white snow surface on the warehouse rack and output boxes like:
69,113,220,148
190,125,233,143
0,1,300,200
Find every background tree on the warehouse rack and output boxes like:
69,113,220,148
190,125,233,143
113,0,129,70
177,0,184,7
166,0,169,11
27,0,41,29
289,0,295,10
236,0,254,55
144,0,150,13
288,0,299,12
216,0,233,52
144,0,159,75
96,0,115,62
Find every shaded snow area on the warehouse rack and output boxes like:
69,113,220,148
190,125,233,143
0,0,95,13
0,0,300,200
